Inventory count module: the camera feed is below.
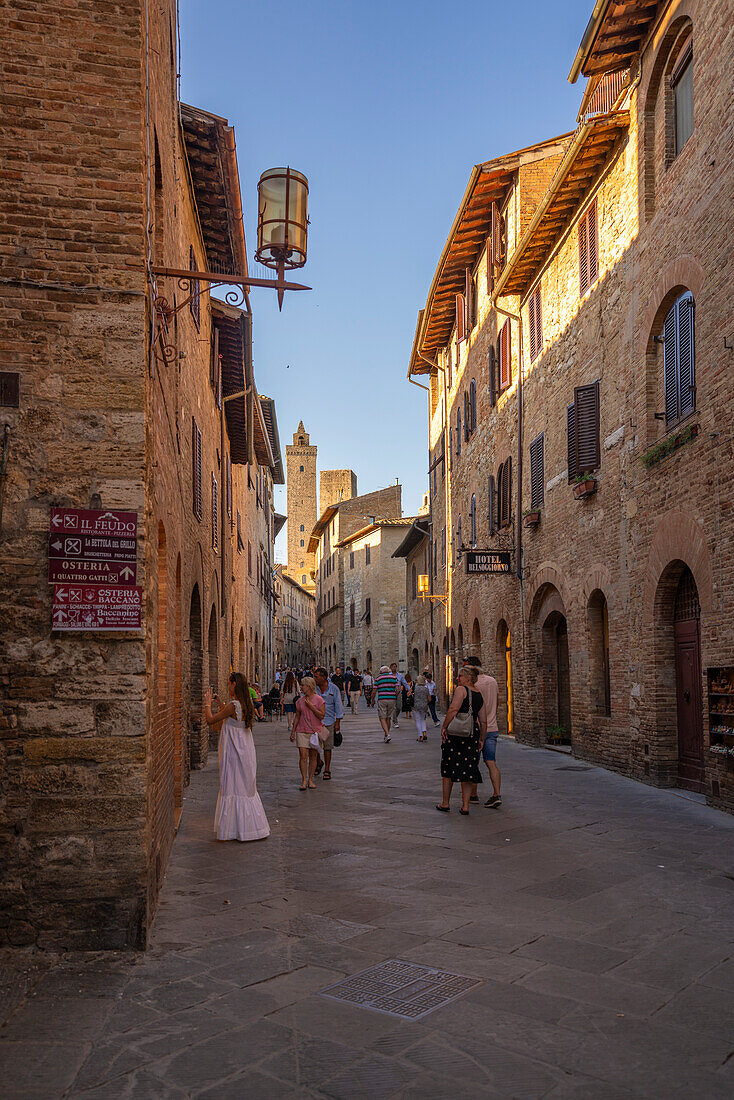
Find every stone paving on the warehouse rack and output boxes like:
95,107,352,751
3,707,734,1098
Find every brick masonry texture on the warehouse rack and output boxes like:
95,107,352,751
420,0,734,810
0,0,280,946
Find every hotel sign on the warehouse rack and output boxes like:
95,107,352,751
464,549,512,575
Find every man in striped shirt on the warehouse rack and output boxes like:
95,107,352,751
374,665,400,743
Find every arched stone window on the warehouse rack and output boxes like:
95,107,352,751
588,590,611,717
643,19,694,217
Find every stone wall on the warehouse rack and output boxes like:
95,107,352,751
320,469,357,511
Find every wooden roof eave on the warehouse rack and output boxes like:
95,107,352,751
569,0,660,82
493,112,629,301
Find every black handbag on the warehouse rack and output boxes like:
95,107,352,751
334,730,343,747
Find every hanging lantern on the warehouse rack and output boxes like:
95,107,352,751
255,167,309,271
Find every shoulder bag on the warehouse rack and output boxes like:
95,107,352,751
447,690,473,738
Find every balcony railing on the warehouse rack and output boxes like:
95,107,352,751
580,69,630,122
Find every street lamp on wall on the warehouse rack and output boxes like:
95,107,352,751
256,168,309,310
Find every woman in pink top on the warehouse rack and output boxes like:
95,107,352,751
290,676,326,790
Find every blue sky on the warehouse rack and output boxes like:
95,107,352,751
179,0,591,560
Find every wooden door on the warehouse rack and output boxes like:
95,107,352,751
556,619,572,733
674,618,704,792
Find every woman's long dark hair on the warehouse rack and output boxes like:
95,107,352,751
230,672,255,726
283,670,296,693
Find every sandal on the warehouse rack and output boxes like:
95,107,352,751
435,804,450,813
459,808,470,816
323,771,331,780
308,780,317,789
299,784,307,791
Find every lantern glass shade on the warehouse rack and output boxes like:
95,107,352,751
256,167,308,270
418,574,430,596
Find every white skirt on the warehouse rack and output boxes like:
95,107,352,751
214,718,270,842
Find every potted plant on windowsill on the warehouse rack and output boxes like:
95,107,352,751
523,508,541,528
572,473,597,499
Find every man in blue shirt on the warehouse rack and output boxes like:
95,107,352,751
315,666,344,781
390,662,409,729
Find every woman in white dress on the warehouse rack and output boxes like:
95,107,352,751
204,673,270,842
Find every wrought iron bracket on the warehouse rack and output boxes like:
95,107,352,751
149,265,311,364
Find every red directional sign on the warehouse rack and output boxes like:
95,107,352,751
48,559,137,585
52,584,142,632
48,533,137,563
50,508,138,537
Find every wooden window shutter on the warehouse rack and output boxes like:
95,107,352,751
663,305,678,425
678,293,695,419
470,379,477,432
211,474,219,551
456,293,466,342
465,268,474,331
588,200,598,286
574,380,601,474
489,345,497,405
530,433,544,509
488,475,496,535
456,407,462,455
191,417,202,520
505,455,512,527
579,215,589,297
499,320,511,389
567,403,577,482
529,285,543,362
463,391,470,440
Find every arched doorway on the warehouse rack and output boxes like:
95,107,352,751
411,646,420,676
366,649,372,672
542,610,571,743
189,585,203,767
674,567,703,791
208,604,219,749
497,620,513,736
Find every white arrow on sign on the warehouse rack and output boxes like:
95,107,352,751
53,609,68,623
51,540,63,551
56,588,67,601
119,566,134,581
51,513,63,527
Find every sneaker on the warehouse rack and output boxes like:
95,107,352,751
484,795,502,809
469,795,479,803
393,722,400,728
384,735,391,743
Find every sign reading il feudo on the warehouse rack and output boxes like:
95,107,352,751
49,508,140,631
464,549,512,575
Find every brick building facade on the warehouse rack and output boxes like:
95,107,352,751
408,0,734,809
310,485,403,670
0,1,283,947
275,567,316,669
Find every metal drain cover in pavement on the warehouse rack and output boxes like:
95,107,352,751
555,765,592,771
320,958,482,1020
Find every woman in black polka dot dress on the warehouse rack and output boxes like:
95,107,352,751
437,667,486,815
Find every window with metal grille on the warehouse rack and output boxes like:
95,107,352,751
672,37,693,156
191,417,202,520
529,284,543,362
497,457,512,528
365,544,371,565
189,245,200,330
578,199,598,298
211,474,218,551
499,319,511,390
567,380,601,481
470,495,477,546
530,433,544,509
663,292,695,426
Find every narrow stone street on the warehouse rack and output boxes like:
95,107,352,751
3,708,734,1099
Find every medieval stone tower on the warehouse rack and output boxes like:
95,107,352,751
285,422,318,592
320,469,357,511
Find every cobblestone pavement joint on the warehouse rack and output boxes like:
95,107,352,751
3,708,734,1098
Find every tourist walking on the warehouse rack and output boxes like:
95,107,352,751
390,662,408,728
281,670,298,731
402,671,414,718
331,666,346,708
413,675,430,741
436,667,487,815
424,668,440,726
350,668,363,714
463,656,502,808
204,674,270,842
363,668,374,707
291,676,326,790
314,666,344,781
374,665,400,742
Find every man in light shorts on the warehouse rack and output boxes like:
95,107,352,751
315,667,344,781
374,665,399,743
390,662,409,729
463,656,501,808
